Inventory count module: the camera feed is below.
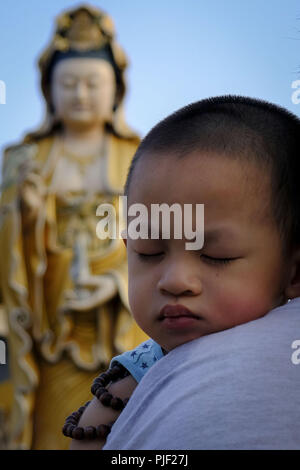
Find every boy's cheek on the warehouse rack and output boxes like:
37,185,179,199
215,288,271,326
128,278,147,310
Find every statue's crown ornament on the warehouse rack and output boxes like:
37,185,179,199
53,5,115,52
38,4,126,71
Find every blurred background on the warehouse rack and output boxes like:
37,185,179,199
1,0,300,162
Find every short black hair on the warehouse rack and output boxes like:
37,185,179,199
124,95,300,251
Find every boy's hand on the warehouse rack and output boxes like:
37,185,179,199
70,374,138,450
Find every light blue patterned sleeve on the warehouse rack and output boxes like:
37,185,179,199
109,339,164,383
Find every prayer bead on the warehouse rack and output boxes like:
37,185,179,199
100,392,113,406
85,426,96,439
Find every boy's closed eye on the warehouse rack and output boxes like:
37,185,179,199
200,254,239,265
135,250,240,266
134,251,164,263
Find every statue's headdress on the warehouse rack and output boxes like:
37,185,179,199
25,4,138,142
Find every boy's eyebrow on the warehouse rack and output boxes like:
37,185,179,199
143,224,236,242
203,227,237,243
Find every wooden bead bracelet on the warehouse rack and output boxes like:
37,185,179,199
62,363,130,440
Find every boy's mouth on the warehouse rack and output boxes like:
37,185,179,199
158,304,200,320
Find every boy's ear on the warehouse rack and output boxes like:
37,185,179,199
285,248,300,299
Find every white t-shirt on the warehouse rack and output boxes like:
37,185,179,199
103,298,300,450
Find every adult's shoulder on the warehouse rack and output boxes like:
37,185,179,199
103,299,300,450
148,298,300,381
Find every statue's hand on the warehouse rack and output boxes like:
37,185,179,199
18,160,47,221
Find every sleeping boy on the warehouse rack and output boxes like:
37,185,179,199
65,95,300,449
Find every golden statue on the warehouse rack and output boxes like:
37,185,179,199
0,4,147,450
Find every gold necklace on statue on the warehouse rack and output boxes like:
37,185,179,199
62,144,99,166
60,137,106,171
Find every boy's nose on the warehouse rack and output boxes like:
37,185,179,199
157,263,202,297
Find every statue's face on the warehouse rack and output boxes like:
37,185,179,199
51,58,116,129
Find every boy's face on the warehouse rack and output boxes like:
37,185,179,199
125,151,291,352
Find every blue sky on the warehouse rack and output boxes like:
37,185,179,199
0,0,300,162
